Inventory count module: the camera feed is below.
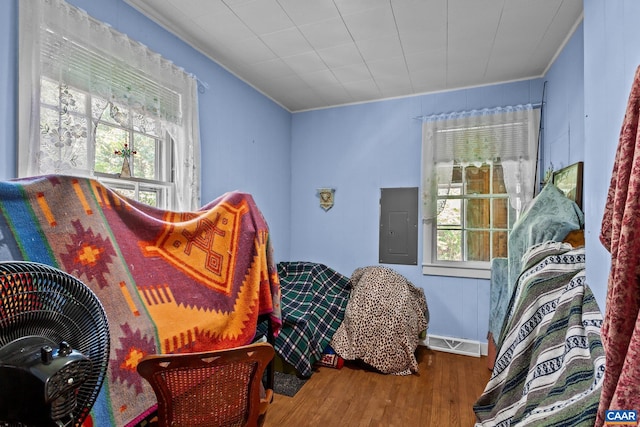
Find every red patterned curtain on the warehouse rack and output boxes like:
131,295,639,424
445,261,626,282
597,65,640,426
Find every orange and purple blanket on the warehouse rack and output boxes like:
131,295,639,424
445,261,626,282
0,175,281,426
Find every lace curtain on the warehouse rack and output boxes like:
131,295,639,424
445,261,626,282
421,104,540,221
18,0,201,211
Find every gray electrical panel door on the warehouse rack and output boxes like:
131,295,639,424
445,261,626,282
379,187,418,265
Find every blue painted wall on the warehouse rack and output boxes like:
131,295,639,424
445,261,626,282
542,23,585,175
0,0,16,179
2,0,632,344
583,0,640,308
290,79,545,342
0,0,293,263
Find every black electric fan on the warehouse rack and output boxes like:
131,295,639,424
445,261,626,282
0,261,110,426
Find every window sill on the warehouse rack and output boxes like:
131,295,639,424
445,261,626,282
93,171,171,186
422,263,491,279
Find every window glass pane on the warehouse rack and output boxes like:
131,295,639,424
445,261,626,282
465,164,489,194
467,198,489,229
91,97,110,122
103,104,130,127
40,81,87,116
493,230,508,258
492,163,507,194
467,230,490,261
139,189,158,207
132,113,161,137
492,198,509,229
40,106,89,171
94,124,129,174
41,78,60,106
451,165,462,184
61,86,87,115
434,163,515,264
133,134,157,180
437,195,461,226
437,229,462,261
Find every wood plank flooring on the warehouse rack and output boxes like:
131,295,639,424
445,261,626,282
264,346,492,427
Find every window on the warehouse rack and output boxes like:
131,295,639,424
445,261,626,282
435,162,514,262
421,105,540,278
39,78,174,208
19,0,201,211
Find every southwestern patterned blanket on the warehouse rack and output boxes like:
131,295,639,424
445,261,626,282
474,242,604,426
0,175,281,427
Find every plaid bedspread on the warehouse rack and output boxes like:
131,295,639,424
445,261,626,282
474,242,605,426
259,262,351,377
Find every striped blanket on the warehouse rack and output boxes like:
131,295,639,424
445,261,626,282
0,175,281,426
474,242,605,426
259,262,351,377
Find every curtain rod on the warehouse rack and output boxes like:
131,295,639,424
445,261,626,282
412,102,543,121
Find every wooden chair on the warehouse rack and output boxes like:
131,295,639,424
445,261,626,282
137,342,275,427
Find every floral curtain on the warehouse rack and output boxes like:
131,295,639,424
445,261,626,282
421,104,540,221
18,0,201,211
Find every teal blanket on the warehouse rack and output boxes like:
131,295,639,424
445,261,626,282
489,183,584,343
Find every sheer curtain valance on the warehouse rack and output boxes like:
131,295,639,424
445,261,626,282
19,0,201,211
421,104,540,220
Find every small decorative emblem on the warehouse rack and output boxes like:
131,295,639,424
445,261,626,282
317,188,335,211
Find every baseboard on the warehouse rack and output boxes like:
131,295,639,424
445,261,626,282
480,341,488,356
424,334,482,357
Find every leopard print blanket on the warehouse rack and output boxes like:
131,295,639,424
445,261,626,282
330,266,429,375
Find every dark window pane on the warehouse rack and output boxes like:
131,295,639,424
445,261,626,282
493,231,508,258
467,198,490,229
467,230,490,261
492,198,509,229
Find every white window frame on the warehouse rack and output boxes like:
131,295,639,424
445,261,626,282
18,0,201,211
423,163,515,279
420,105,540,279
39,76,176,209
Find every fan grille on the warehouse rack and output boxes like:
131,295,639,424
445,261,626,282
0,262,110,427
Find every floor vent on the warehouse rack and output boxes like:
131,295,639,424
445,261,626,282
426,334,481,357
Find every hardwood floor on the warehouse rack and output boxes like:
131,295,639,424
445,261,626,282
264,346,492,427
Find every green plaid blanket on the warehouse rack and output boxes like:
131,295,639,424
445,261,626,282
259,262,350,377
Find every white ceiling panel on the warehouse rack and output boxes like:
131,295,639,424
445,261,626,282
343,78,382,100
299,69,341,88
299,17,353,51
405,47,446,74
317,43,364,69
276,0,340,26
226,0,294,36
125,0,583,112
333,0,391,17
356,35,403,63
367,56,409,80
260,27,312,57
332,63,373,84
282,51,327,74
341,5,398,41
